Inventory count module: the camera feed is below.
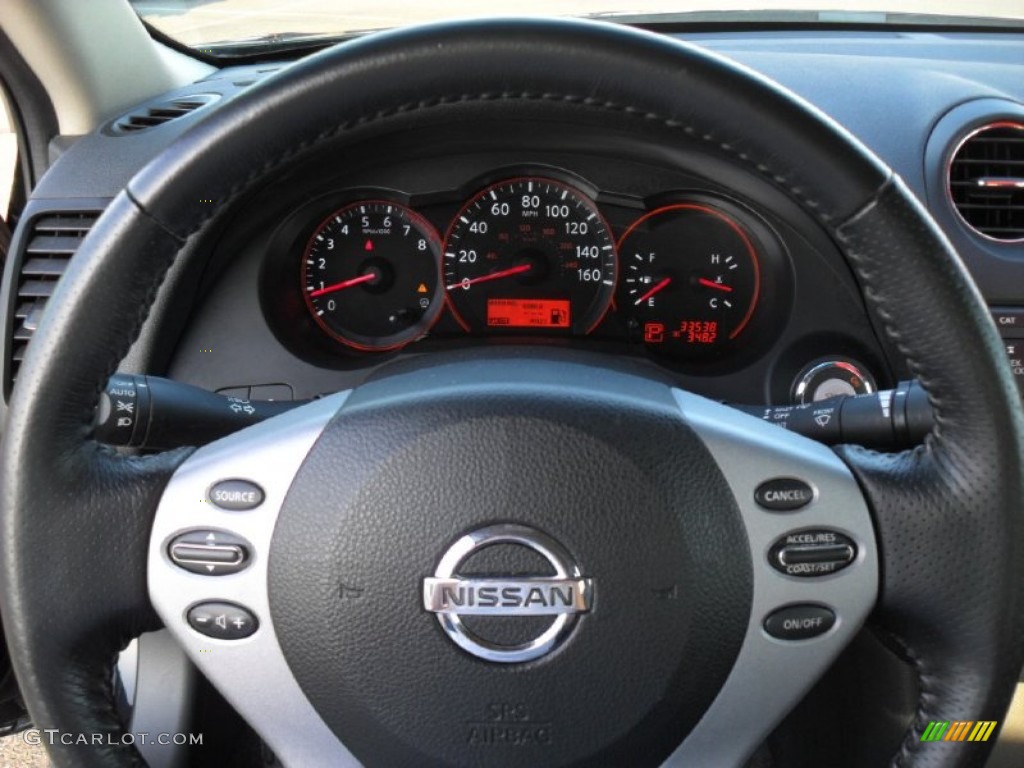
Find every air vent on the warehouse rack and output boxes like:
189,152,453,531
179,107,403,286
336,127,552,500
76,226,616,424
948,122,1024,242
7,213,99,390
113,93,220,134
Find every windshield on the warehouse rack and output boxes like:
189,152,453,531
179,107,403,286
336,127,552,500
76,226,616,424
130,0,1024,51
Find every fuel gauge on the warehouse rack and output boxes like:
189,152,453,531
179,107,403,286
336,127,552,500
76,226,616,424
617,202,761,353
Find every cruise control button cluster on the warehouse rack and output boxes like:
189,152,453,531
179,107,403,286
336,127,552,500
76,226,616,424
169,530,251,575
769,529,856,577
754,478,814,511
208,479,264,510
187,602,258,640
764,604,835,640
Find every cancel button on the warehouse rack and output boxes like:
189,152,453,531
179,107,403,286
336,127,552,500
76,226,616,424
208,479,265,511
754,478,815,511
764,604,835,641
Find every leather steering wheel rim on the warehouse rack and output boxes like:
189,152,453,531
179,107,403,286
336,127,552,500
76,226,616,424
2,18,1022,768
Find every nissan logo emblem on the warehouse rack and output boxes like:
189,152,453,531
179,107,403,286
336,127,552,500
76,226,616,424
423,523,594,663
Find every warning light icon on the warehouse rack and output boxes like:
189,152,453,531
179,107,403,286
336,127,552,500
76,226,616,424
644,322,666,343
364,239,374,251
417,283,428,294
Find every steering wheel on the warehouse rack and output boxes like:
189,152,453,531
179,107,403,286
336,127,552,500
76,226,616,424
2,18,1022,768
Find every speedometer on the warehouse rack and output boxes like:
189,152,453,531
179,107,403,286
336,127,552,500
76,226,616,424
443,178,616,334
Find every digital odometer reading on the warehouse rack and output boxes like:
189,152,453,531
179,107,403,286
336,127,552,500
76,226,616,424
617,203,760,355
487,298,571,328
644,319,720,345
443,178,616,335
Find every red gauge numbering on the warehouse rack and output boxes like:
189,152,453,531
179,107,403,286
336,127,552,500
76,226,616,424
302,201,443,351
617,202,761,354
443,178,616,335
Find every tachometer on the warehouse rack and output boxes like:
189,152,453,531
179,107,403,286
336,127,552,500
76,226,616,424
302,201,442,352
443,178,616,334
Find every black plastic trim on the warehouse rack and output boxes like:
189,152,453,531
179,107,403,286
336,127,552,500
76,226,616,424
0,30,59,196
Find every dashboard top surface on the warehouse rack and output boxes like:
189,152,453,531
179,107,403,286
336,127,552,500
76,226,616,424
3,24,1022,415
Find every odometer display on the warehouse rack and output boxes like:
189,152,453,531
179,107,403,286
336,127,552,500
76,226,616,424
487,298,571,329
443,178,616,334
302,201,442,352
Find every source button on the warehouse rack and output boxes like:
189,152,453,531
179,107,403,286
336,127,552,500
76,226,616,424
208,479,264,511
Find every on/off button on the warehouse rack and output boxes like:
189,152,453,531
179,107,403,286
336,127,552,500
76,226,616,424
764,604,836,640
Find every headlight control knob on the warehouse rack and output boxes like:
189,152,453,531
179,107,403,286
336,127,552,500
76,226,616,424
792,359,875,405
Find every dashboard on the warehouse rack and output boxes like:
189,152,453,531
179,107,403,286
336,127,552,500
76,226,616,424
2,27,1023,422
206,133,885,408
283,177,769,356
262,167,795,368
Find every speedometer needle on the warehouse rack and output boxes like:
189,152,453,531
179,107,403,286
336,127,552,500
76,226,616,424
309,272,376,297
634,277,672,305
446,263,532,291
698,278,733,293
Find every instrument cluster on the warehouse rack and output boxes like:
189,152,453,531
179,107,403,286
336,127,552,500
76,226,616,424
266,167,790,366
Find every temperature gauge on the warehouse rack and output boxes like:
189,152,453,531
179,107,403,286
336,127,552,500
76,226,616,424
617,203,761,353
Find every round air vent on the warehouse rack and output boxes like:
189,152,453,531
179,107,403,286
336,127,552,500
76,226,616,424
948,121,1024,243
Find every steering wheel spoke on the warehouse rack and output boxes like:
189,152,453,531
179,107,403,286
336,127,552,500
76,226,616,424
149,393,355,766
667,390,878,765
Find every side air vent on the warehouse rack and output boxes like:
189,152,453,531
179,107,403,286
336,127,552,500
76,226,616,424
8,213,99,389
112,93,220,134
948,122,1024,242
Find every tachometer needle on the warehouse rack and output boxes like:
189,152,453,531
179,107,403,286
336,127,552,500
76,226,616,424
446,263,532,291
698,278,733,293
309,272,376,297
634,277,672,305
